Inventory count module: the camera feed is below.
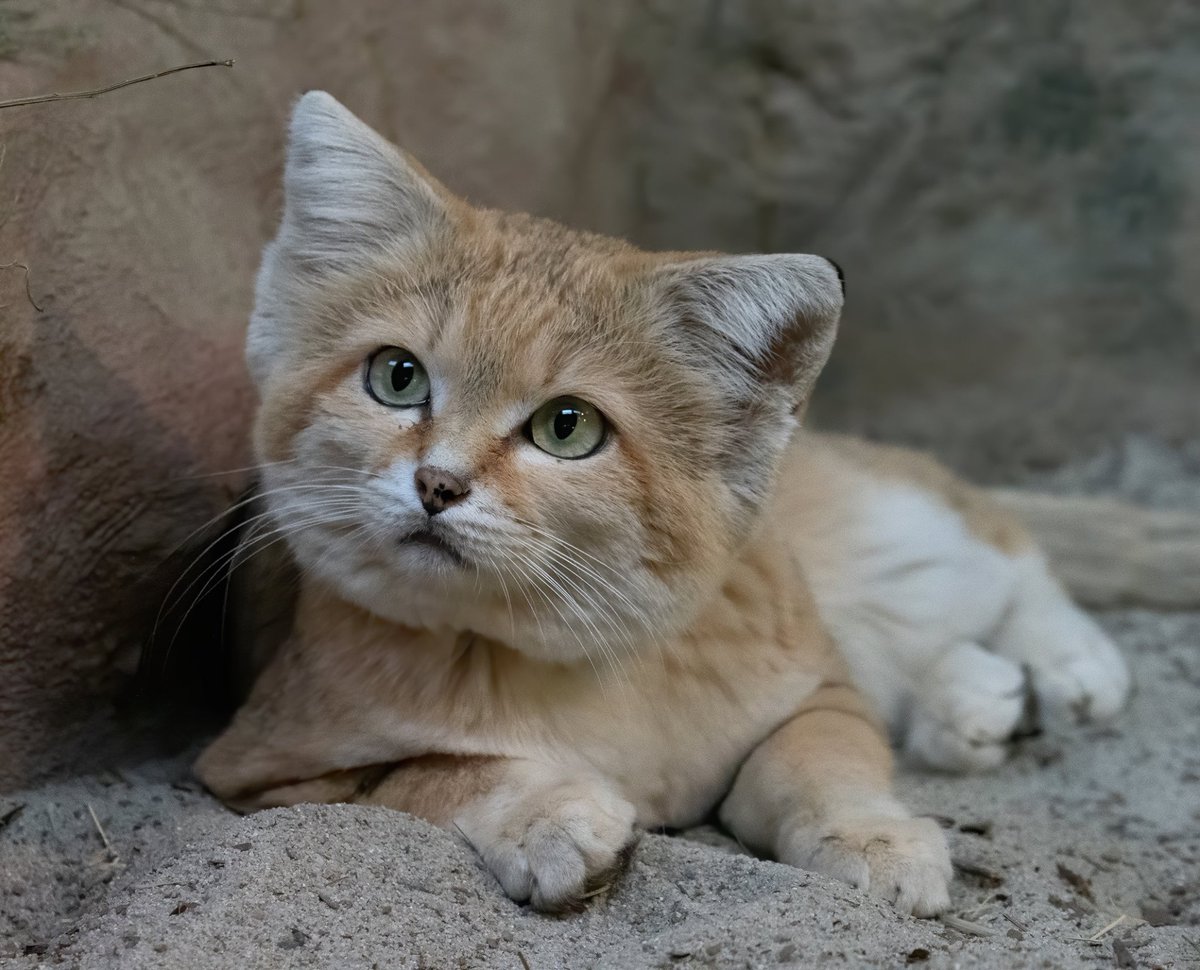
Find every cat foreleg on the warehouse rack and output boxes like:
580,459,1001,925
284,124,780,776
718,683,952,916
361,756,639,913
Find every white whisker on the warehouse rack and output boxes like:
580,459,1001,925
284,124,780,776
155,495,364,656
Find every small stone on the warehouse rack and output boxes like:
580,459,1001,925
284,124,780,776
277,928,309,950
1140,902,1175,926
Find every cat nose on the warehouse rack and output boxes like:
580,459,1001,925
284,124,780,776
414,465,470,515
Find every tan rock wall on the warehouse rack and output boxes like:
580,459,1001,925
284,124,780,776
0,0,635,788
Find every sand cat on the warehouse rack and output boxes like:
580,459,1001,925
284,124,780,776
195,92,1146,916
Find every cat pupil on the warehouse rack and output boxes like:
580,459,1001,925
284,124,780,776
391,360,413,392
554,409,578,440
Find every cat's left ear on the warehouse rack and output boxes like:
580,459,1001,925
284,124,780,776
650,253,843,509
653,252,844,413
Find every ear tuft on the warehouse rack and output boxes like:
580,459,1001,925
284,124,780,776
652,252,843,511
246,93,449,385
657,253,843,408
827,257,846,296
277,91,446,271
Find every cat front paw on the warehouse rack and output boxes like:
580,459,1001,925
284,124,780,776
454,765,639,912
781,813,952,917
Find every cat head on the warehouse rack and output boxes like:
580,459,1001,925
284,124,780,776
248,91,843,662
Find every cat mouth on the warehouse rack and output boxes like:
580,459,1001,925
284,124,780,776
398,527,467,566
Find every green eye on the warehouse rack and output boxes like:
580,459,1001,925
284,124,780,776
529,396,606,459
365,347,430,408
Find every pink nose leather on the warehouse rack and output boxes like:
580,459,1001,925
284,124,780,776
414,466,470,515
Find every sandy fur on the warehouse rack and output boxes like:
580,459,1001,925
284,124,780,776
198,477,954,913
782,431,1131,769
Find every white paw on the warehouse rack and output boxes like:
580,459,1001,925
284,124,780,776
990,555,1132,730
905,643,1026,772
1023,615,1131,727
781,811,952,917
455,766,638,912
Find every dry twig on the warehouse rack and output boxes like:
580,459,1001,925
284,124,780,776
1066,913,1137,946
1087,913,1128,942
939,913,996,937
0,261,43,312
0,59,233,110
1002,911,1028,933
86,802,118,861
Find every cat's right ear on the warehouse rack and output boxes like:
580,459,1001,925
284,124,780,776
248,92,448,385
276,91,447,270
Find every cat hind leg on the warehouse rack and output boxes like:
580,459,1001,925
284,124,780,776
987,553,1131,729
904,642,1026,772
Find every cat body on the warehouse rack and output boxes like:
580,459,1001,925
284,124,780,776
199,433,955,913
196,92,1135,916
785,434,1130,770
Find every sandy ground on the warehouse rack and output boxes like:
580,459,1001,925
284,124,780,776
2,439,1198,969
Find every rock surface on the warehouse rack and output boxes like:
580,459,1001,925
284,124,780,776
614,0,1200,475
0,0,634,787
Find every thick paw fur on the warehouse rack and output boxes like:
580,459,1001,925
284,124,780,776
905,643,1026,772
1025,615,1129,727
904,558,1131,772
781,812,952,917
991,556,1132,730
455,768,638,912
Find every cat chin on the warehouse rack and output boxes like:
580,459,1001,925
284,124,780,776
291,534,682,664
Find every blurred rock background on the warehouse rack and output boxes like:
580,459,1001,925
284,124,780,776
1,0,1197,788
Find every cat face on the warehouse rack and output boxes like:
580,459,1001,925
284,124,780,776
247,92,842,663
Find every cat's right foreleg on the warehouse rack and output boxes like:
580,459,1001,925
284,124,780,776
360,755,640,912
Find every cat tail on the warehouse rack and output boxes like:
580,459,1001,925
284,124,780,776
987,489,1200,609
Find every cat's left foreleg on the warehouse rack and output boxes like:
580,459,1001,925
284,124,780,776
719,683,952,916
